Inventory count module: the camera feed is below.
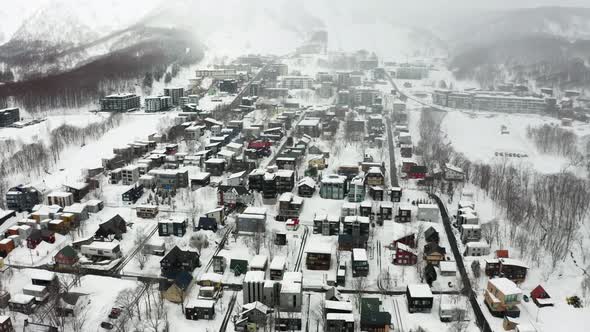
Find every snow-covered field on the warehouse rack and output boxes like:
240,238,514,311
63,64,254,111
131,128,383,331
441,110,590,175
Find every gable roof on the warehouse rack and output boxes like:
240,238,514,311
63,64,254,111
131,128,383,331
56,245,78,259
218,185,250,195
424,227,438,241
162,246,200,266
174,271,194,290
424,242,446,256
96,214,127,238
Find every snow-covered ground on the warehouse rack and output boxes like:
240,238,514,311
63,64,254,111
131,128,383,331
441,110,590,175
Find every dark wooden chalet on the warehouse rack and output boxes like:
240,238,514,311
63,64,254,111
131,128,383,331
95,214,127,240
160,246,200,279
424,226,440,243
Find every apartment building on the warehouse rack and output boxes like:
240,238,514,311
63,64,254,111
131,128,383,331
100,94,140,112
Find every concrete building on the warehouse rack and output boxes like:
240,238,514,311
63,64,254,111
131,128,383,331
121,165,140,185
0,107,20,127
46,192,74,208
195,68,237,80
100,94,140,112
5,185,42,212
433,90,547,113
164,87,184,106
280,76,313,90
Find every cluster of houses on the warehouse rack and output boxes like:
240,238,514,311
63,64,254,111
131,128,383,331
455,200,491,257
1,180,105,259
7,270,58,315
323,289,391,332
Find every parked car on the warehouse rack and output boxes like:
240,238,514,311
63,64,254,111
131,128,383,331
101,322,114,330
108,308,122,319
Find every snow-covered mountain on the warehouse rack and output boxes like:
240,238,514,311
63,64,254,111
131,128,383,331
438,7,590,50
442,7,590,89
1,0,161,47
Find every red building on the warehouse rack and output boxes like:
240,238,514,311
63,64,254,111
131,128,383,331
393,243,417,265
408,165,427,179
530,285,553,307
54,245,79,266
26,229,55,249
393,234,416,249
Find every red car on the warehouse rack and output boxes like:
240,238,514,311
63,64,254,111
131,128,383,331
108,308,122,319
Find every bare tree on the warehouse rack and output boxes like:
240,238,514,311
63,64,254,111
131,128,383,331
352,277,368,309
145,288,169,332
190,233,210,254
134,229,149,270
68,297,91,332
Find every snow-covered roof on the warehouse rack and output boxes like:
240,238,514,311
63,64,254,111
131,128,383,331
242,301,269,313
445,163,464,174
238,213,265,220
280,279,301,294
461,224,480,230
367,167,383,175
228,171,246,180
418,204,438,210
276,169,294,177
439,261,457,273
325,300,353,312
500,258,529,269
83,241,120,250
466,241,489,249
270,256,287,271
283,272,302,283
159,217,185,224
279,192,294,202
10,294,35,304
217,150,235,158
360,201,372,207
407,284,433,298
243,207,267,216
64,182,88,190
187,299,216,308
326,313,354,322
321,174,347,184
343,216,370,224
352,248,368,261
30,270,55,281
306,242,331,255
250,255,268,269
244,271,266,282
23,284,46,293
205,158,226,164
63,203,86,214
489,278,521,296
48,191,72,198
396,243,417,255
199,272,223,284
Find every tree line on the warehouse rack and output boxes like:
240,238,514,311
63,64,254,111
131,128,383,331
417,108,590,268
0,114,123,208
526,123,578,158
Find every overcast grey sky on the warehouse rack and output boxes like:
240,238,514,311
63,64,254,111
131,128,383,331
388,0,590,9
